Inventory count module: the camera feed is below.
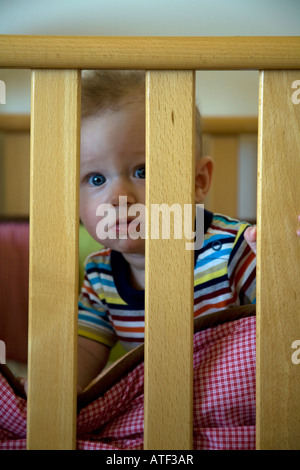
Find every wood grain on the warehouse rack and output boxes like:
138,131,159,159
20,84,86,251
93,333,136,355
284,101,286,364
0,36,299,70
144,71,195,450
256,70,300,450
26,70,80,450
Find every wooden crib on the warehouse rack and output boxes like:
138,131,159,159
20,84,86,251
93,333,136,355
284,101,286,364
0,35,299,450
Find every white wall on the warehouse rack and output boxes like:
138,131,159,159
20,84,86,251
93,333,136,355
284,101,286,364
1,0,299,36
0,0,299,220
1,0,298,115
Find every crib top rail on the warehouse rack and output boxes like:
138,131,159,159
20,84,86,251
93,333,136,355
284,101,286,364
1,33,300,450
0,35,299,70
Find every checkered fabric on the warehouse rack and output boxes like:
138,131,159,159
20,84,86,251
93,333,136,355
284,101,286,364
0,316,256,450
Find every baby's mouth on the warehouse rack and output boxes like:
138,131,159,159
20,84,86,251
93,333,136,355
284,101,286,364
114,217,143,237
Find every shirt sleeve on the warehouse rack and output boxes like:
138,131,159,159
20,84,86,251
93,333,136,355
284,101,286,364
227,223,256,305
78,271,117,348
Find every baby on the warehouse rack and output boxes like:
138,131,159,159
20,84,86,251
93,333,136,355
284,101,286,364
16,70,300,397
77,70,259,393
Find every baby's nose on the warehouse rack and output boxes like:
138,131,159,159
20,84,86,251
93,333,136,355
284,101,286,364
110,180,136,206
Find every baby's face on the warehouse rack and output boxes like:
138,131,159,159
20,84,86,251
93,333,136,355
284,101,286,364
80,101,146,255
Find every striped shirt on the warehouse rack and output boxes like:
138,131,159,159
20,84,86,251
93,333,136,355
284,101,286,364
78,210,256,350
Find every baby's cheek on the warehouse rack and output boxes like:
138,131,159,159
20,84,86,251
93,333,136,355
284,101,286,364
80,201,96,232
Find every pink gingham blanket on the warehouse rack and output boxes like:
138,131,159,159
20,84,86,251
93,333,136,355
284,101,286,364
0,309,255,450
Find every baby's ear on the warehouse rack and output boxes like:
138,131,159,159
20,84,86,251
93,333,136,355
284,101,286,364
195,156,214,203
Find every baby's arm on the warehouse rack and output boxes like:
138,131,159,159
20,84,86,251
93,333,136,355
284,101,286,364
77,336,110,394
16,337,109,397
244,215,300,255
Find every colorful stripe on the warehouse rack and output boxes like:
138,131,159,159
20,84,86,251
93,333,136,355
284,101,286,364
78,212,256,350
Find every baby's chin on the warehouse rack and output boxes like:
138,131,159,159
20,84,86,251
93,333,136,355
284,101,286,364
100,237,145,256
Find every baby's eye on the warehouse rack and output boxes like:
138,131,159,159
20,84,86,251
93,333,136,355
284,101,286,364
134,166,146,179
89,174,106,186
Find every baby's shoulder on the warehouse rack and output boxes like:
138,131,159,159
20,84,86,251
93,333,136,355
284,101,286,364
84,247,112,269
208,213,249,237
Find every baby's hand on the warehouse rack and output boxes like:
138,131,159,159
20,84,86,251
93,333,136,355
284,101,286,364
245,216,300,255
244,226,257,255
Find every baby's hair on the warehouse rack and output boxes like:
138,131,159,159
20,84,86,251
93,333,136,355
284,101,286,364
81,70,145,117
81,70,202,157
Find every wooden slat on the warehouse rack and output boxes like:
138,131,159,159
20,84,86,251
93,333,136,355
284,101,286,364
144,71,195,450
0,36,299,70
204,135,239,218
0,133,30,216
0,113,258,135
27,70,80,450
202,116,257,134
256,70,300,450
0,114,30,132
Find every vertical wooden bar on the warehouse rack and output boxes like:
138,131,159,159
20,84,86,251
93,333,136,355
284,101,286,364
144,71,195,450
206,136,239,218
256,71,300,450
27,70,80,450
